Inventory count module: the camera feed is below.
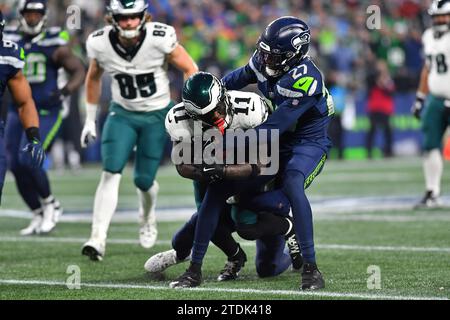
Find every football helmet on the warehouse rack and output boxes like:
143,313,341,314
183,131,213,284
257,16,310,77
182,72,233,129
107,0,148,39
0,10,5,41
429,0,450,34
18,0,47,36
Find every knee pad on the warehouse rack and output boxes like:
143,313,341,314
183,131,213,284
134,174,153,191
236,223,261,241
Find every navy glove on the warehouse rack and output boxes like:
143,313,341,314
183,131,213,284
22,139,45,169
200,163,225,184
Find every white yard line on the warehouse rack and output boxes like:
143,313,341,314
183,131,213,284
0,279,446,300
1,236,449,253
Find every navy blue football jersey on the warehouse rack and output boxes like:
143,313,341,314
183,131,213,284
4,27,69,111
0,39,25,109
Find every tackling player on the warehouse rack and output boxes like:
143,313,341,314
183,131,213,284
80,0,198,261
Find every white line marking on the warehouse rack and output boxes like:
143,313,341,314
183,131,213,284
0,279,446,300
1,236,449,253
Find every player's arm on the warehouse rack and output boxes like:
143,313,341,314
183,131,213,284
8,70,45,167
7,70,39,135
80,59,104,147
222,53,258,90
167,44,198,80
53,46,86,97
412,65,429,119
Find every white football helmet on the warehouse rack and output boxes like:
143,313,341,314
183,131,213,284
107,0,148,39
429,0,450,33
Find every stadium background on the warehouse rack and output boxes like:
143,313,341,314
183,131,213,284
0,0,449,300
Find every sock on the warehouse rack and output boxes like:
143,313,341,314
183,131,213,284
172,213,197,260
90,171,121,244
137,181,159,226
283,170,316,264
424,149,443,197
211,222,239,259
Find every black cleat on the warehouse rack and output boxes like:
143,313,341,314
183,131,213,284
414,190,442,209
81,241,104,261
170,264,202,288
301,263,325,290
217,246,247,281
284,217,303,271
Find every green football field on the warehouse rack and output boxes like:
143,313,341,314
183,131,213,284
0,158,449,300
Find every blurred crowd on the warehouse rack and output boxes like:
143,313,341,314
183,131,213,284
0,0,434,163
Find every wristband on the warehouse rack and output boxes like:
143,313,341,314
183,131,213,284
85,103,98,122
25,127,41,142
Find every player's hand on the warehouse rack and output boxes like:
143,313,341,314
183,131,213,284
411,94,425,120
200,163,225,183
80,120,97,148
21,139,45,169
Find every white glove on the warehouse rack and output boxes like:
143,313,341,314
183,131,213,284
80,103,98,148
81,119,97,148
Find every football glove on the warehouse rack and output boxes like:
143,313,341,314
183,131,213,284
21,139,45,169
200,163,225,184
80,119,97,148
411,93,426,120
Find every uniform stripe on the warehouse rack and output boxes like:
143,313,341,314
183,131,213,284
304,154,327,189
42,112,63,150
249,58,267,83
0,56,25,69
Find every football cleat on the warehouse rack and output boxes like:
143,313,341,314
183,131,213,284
301,263,325,290
82,240,105,261
40,198,62,234
20,211,43,236
144,249,190,273
217,246,247,281
284,217,303,271
139,221,158,249
169,269,202,288
414,191,442,209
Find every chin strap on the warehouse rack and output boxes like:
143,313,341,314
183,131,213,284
214,118,226,135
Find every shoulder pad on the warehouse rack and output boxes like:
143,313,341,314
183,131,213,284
0,40,25,68
38,28,70,47
165,103,193,142
277,59,324,98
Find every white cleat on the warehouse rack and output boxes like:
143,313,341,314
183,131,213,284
20,214,43,236
139,222,158,249
40,202,56,234
144,249,190,273
53,199,63,223
81,240,105,261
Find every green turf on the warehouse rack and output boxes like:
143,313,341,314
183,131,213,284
0,158,449,300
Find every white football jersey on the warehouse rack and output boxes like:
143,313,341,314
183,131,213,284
165,91,269,142
86,22,178,112
423,28,450,99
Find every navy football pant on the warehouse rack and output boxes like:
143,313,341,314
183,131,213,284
5,110,62,210
0,122,7,205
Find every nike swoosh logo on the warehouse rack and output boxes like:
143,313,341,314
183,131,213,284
203,167,215,172
168,116,173,123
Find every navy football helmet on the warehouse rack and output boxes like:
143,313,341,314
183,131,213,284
257,16,310,77
0,10,5,42
18,0,48,36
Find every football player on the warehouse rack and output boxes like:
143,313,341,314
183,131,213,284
412,0,450,208
0,9,44,205
171,17,333,290
80,0,198,261
145,72,301,283
4,0,85,235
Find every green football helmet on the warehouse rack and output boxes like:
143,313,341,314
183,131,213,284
108,0,148,39
182,72,233,129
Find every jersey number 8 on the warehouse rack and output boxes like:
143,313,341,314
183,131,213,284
114,72,156,99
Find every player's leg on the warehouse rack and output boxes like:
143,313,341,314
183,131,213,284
282,146,327,290
134,105,170,249
416,95,447,208
255,235,291,278
5,112,43,234
26,111,64,233
0,128,7,205
82,104,137,260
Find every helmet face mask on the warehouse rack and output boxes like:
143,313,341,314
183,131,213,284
429,0,450,34
18,0,47,36
108,0,148,39
257,16,311,78
183,72,232,129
